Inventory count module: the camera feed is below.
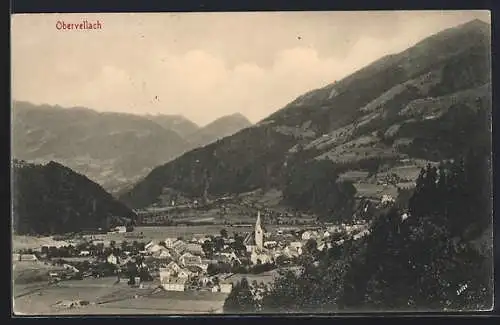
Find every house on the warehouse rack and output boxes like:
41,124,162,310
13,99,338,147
200,276,211,286
164,238,177,248
152,249,171,260
245,245,256,253
115,226,127,233
107,254,118,265
353,229,370,240
186,265,203,276
179,252,202,267
264,241,277,249
172,240,187,253
163,261,182,274
211,283,233,293
185,243,204,255
14,254,38,262
177,268,192,279
145,241,155,250
220,283,233,293
199,262,209,272
290,241,303,251
162,278,187,291
250,250,272,265
283,246,299,258
147,244,165,254
63,264,79,273
301,231,318,240
381,194,395,205
198,237,210,244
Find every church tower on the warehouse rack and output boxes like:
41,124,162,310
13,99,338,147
255,211,263,251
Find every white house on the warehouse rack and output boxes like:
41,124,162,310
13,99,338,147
153,249,171,259
246,245,256,253
185,243,204,255
250,250,272,265
220,283,233,293
164,238,177,248
13,254,39,262
115,226,127,233
107,254,118,265
263,241,277,249
381,194,395,205
162,277,187,291
301,231,311,240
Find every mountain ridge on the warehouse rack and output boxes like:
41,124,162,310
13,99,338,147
119,19,491,215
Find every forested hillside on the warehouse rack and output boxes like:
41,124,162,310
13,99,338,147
121,19,491,221
12,160,137,235
225,147,493,312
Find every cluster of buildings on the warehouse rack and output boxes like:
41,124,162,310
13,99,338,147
13,210,373,296
103,211,372,294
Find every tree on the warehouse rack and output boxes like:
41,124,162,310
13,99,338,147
223,278,257,313
121,240,129,251
213,237,225,252
202,240,215,258
220,229,228,238
259,151,492,312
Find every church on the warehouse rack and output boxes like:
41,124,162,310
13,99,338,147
244,211,273,265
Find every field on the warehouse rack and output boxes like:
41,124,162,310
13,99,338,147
224,271,278,285
353,183,399,199
89,225,255,244
12,261,64,285
12,235,71,251
13,276,228,315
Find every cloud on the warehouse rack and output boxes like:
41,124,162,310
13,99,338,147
11,11,490,125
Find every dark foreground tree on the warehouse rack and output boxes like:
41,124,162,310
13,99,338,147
258,149,492,312
223,278,257,313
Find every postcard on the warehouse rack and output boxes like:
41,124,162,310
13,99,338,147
10,10,493,315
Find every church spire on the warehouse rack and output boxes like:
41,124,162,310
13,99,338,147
255,210,263,251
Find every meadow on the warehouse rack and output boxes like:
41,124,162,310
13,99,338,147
12,276,228,315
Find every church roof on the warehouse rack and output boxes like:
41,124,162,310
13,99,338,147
244,232,256,245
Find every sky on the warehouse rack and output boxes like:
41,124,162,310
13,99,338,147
11,10,490,126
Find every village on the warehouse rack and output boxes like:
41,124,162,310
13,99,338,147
13,211,372,299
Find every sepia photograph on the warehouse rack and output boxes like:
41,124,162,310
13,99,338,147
10,10,493,315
